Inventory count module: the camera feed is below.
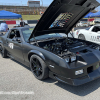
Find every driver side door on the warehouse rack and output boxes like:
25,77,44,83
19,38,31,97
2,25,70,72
90,26,100,43
6,29,24,62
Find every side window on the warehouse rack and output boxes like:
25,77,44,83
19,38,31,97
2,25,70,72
14,30,20,38
8,30,15,39
92,26,100,32
8,30,20,39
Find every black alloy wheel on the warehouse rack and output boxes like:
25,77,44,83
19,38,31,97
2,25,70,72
31,58,42,77
30,55,49,80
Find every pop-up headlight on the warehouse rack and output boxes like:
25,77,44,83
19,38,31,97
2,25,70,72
65,58,70,63
65,56,76,63
71,56,76,62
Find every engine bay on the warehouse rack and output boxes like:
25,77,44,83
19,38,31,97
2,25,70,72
38,38,90,56
29,37,100,64
37,37,100,56
44,39,84,55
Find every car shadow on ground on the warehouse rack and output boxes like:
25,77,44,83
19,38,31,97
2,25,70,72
11,58,100,96
56,79,100,96
11,59,31,71
44,77,100,96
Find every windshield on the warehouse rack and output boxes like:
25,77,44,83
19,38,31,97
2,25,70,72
22,27,34,42
85,27,91,30
22,28,67,42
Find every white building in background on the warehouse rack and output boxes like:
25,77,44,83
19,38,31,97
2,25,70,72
27,0,40,7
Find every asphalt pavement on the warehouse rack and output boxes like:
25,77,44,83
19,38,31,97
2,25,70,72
0,25,100,100
1,54,100,100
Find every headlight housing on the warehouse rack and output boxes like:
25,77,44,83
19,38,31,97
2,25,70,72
71,56,76,62
65,56,76,63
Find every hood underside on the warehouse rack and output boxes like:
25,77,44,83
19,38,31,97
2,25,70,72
29,0,100,39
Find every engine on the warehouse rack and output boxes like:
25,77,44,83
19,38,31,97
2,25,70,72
43,38,86,57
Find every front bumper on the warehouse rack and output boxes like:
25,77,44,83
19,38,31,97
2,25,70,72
49,67,100,86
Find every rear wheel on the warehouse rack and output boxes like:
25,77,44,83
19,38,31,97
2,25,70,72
30,55,49,80
0,45,7,58
78,34,86,40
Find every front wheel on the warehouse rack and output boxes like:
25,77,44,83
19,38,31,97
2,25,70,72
0,45,7,58
78,34,86,40
30,55,49,80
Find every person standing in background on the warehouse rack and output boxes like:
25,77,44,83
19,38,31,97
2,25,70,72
20,18,25,27
0,21,8,32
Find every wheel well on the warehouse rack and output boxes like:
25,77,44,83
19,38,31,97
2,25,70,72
78,34,84,37
79,34,82,36
28,53,45,61
28,53,49,72
28,53,35,61
78,34,86,40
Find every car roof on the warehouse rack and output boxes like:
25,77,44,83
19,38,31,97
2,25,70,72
11,27,34,30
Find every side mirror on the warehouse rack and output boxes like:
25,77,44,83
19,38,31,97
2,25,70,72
12,37,16,41
17,38,21,43
12,37,21,43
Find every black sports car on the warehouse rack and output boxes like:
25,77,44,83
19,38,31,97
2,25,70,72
0,0,100,86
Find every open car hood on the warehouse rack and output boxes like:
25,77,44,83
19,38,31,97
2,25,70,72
29,0,100,40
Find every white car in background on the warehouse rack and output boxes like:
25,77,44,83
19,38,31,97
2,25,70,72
76,21,89,27
76,21,83,27
74,25,100,44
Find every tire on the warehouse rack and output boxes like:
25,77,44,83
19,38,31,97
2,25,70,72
0,45,7,58
30,55,49,80
78,34,86,40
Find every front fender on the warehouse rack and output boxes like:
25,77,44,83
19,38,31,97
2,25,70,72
28,50,45,61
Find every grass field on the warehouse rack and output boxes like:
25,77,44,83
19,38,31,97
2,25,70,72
0,15,41,20
22,15,41,20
